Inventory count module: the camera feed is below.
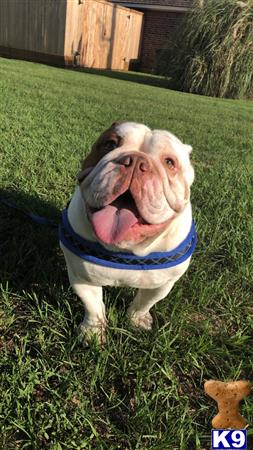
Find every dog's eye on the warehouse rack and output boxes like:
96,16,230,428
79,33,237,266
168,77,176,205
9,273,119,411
165,158,175,168
104,140,118,151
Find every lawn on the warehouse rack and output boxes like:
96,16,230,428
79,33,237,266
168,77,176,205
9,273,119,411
0,57,252,450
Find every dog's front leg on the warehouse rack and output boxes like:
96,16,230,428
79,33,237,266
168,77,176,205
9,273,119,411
72,283,107,345
127,281,175,330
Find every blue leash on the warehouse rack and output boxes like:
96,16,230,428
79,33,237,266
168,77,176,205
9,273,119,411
0,197,58,228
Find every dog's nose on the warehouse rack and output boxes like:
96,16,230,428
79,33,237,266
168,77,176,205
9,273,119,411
136,159,149,172
117,154,151,172
118,155,133,167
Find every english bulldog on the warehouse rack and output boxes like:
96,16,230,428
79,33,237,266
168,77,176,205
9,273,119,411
60,122,195,344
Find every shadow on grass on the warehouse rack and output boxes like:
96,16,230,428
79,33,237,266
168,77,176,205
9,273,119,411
0,188,67,294
70,67,172,89
0,188,136,318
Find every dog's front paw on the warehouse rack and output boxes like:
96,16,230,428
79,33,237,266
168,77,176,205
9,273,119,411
127,308,153,330
78,320,107,346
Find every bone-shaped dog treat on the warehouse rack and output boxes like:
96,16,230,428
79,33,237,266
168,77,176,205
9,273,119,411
204,380,251,429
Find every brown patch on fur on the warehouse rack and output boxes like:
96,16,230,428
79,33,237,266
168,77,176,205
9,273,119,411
81,123,122,171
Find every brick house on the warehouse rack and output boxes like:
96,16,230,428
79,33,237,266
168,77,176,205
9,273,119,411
109,0,193,71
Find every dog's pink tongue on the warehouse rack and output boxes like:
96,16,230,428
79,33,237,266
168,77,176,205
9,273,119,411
91,205,138,244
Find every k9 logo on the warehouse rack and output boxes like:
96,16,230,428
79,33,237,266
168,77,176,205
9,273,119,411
212,430,247,450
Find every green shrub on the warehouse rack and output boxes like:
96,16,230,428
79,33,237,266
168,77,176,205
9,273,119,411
158,0,253,98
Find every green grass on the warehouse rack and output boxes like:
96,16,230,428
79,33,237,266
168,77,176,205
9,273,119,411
0,57,253,450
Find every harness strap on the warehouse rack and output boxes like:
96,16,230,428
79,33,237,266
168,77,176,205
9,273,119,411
59,208,197,270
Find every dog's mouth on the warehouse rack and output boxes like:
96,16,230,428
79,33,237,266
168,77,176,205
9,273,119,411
87,190,147,244
86,190,170,245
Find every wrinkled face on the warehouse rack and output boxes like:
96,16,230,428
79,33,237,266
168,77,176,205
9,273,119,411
78,122,194,246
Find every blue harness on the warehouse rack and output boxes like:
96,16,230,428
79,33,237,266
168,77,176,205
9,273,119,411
59,208,197,270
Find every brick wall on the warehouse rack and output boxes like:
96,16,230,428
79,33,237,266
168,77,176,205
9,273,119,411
139,10,185,71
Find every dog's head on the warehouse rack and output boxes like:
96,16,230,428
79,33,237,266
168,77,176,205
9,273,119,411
78,122,194,247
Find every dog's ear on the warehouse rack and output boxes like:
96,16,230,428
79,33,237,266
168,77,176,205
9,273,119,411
110,121,122,128
184,144,192,154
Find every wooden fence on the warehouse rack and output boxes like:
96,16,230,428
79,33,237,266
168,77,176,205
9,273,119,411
0,0,143,70
0,0,67,65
